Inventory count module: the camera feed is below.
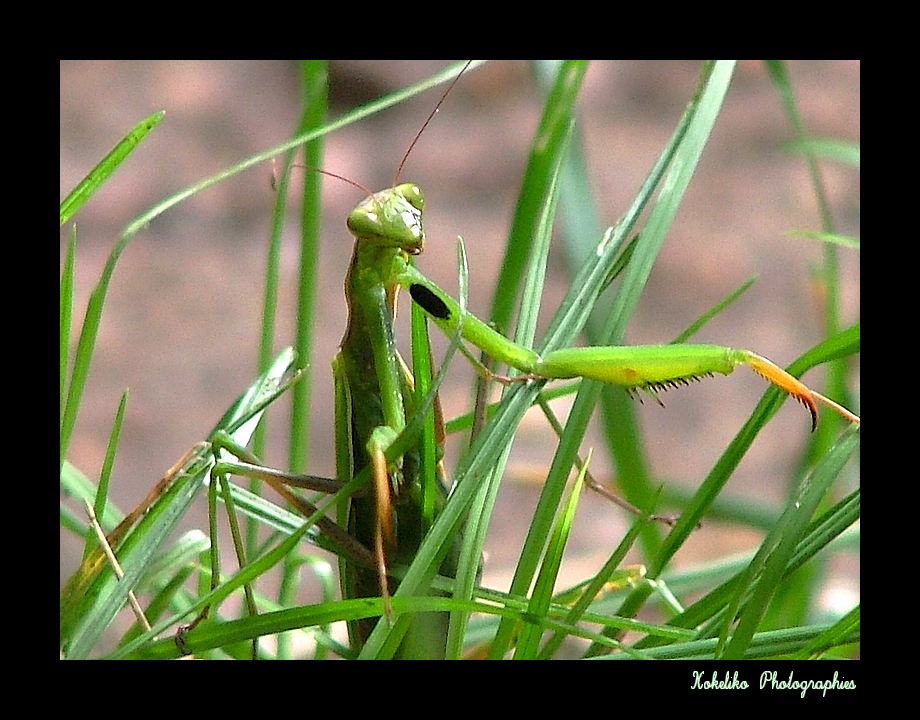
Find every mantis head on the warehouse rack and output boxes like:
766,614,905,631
347,182,426,255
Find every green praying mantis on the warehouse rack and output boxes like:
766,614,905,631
61,61,859,659
216,65,858,658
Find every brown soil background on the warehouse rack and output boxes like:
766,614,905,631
61,61,859,652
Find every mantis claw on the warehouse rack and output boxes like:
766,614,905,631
743,353,819,431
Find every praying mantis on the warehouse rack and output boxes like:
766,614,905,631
219,61,859,657
60,61,860,659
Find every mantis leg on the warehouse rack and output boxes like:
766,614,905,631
399,261,858,429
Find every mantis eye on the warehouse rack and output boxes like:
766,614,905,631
395,183,425,212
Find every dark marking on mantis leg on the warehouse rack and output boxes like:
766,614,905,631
410,283,451,320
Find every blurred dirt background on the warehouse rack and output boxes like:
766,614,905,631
60,61,859,650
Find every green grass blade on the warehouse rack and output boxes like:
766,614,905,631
60,111,164,226
514,450,587,658
80,390,128,562
60,228,129,470
784,137,860,167
287,59,328,473
60,228,75,420
487,60,588,335
721,425,860,658
60,350,297,658
792,604,859,659
766,59,859,475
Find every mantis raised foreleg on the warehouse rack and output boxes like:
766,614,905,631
348,182,860,430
